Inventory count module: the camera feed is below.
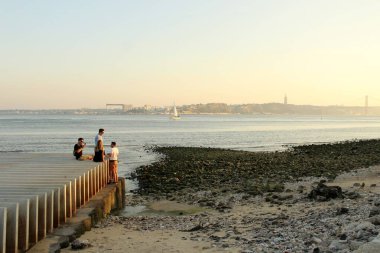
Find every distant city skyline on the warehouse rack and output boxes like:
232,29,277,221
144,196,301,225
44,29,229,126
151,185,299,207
1,97,378,111
1,1,380,109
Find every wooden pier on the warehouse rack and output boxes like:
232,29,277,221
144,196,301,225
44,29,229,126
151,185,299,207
0,153,110,253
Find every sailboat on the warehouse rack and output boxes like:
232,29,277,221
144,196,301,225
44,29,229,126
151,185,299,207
171,103,181,120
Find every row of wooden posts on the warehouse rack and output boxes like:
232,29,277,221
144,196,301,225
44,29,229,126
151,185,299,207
0,158,110,253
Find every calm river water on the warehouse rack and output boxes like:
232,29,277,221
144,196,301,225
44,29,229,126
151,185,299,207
2,114,380,188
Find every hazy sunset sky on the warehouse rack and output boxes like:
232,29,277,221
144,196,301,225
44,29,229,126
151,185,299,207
1,0,380,109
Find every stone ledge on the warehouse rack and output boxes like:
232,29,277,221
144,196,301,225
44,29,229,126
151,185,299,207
27,178,125,253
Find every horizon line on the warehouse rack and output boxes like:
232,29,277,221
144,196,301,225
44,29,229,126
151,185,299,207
0,101,373,111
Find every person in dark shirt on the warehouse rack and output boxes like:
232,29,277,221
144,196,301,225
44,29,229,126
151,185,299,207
93,139,105,162
73,138,86,160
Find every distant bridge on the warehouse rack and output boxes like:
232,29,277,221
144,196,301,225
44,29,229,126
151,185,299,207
106,104,133,112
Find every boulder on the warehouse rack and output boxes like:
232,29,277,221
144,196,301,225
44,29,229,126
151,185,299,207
368,215,380,225
329,240,349,251
71,239,91,250
308,183,343,201
369,206,380,217
336,207,349,215
345,191,361,199
354,234,380,253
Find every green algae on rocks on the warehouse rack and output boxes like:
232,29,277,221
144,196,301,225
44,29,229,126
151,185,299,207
135,139,380,198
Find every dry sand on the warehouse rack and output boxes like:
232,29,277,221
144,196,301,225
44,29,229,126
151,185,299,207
61,225,221,253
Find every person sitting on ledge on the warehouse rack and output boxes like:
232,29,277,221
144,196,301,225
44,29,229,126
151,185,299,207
73,138,92,160
93,139,105,162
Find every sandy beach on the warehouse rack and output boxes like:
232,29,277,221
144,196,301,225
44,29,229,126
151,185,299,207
62,141,380,253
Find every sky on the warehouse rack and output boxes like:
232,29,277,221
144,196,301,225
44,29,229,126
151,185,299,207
1,0,380,109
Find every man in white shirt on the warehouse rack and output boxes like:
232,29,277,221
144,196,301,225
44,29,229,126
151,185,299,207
95,128,105,146
108,141,119,183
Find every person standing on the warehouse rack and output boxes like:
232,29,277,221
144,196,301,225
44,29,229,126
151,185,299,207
93,139,105,162
95,128,105,146
108,141,119,183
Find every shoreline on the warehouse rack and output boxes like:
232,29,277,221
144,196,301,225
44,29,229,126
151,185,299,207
63,140,380,252
134,140,380,202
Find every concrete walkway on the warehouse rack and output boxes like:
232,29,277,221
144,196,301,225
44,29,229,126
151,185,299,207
0,153,110,253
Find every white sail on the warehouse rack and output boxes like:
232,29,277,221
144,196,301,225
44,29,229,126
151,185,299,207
171,103,180,119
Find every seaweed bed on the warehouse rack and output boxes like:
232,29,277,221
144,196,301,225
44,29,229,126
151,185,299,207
135,139,380,197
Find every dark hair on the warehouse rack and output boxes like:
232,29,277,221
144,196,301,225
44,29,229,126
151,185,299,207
78,138,84,141
111,142,116,146
99,128,105,133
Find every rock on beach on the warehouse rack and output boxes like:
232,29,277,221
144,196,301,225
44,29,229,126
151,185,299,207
71,139,380,253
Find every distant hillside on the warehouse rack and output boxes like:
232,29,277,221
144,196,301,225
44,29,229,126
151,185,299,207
1,103,379,116
179,103,380,116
